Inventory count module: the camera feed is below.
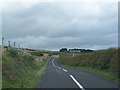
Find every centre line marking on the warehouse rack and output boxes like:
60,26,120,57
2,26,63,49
52,59,56,67
70,75,85,90
63,69,67,72
52,59,67,72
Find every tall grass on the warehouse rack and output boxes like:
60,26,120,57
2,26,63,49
2,47,49,88
0,46,2,89
58,48,119,83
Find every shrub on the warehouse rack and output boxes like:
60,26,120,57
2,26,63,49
7,48,19,57
23,54,34,61
31,51,43,56
59,48,67,52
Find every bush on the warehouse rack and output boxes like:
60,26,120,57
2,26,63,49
99,60,110,70
2,48,49,88
59,48,67,52
31,51,43,56
7,48,19,57
23,54,34,61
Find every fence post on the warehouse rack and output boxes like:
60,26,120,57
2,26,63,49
73,52,75,57
2,37,4,46
18,45,20,54
8,41,11,47
14,42,16,47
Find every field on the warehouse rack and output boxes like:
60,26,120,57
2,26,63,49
58,48,120,84
2,47,49,88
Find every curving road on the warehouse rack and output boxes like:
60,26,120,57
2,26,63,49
36,58,119,90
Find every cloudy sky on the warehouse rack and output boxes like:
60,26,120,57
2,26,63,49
2,0,118,51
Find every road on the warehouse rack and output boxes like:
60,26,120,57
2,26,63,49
36,58,119,90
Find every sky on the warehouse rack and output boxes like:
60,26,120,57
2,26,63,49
2,0,118,51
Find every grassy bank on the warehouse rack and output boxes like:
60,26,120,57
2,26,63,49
2,47,49,88
58,48,119,84
0,47,2,89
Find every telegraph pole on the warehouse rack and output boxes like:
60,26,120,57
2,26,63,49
14,42,16,47
2,37,4,46
8,41,10,47
18,45,20,54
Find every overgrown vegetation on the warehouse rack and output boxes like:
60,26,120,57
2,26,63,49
58,48,119,84
30,50,44,57
2,47,49,88
0,47,2,89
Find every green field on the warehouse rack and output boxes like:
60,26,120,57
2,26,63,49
58,48,120,84
2,47,49,88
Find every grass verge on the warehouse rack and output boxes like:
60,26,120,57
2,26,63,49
61,64,119,85
2,48,49,88
58,48,119,85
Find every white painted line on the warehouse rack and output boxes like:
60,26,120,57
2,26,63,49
52,59,56,67
70,75,85,90
52,59,65,71
53,64,56,67
63,69,67,72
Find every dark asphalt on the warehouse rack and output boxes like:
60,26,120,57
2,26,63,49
36,58,119,89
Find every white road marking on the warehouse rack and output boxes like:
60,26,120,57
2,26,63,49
52,59,56,67
63,69,67,72
52,59,61,70
70,75,85,90
52,59,67,72
52,59,85,89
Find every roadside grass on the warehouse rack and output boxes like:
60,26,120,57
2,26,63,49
33,59,48,88
2,48,49,88
61,64,119,84
34,60,49,86
0,46,2,89
21,60,48,88
58,48,120,85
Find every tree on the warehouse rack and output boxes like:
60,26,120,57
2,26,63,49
59,48,67,52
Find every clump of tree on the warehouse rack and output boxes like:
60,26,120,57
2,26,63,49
68,48,94,53
59,48,67,52
24,48,35,51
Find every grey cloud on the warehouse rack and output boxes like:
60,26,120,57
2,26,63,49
2,2,118,50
